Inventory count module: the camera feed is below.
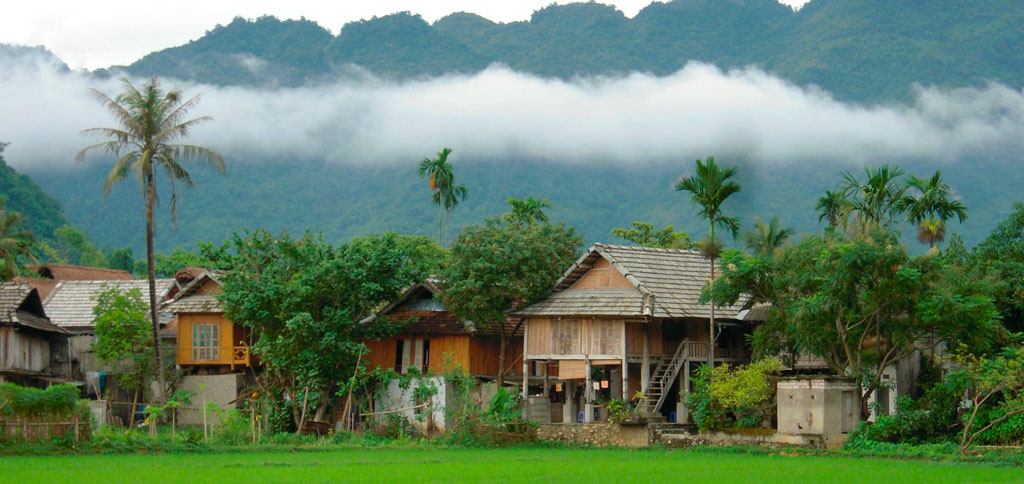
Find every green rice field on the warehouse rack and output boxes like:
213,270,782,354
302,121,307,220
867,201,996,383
3,447,1023,483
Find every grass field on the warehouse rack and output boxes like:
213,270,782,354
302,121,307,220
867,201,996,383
2,447,1022,483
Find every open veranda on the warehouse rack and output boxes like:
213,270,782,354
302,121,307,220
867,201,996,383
4,447,1023,483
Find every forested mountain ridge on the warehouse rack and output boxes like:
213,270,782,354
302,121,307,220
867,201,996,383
107,0,1024,103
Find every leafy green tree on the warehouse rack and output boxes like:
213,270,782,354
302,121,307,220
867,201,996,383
77,76,225,401
442,220,582,387
744,216,793,258
898,170,968,248
0,198,35,281
611,221,693,249
418,148,467,246
54,224,107,267
675,156,741,368
105,247,136,273
219,230,426,428
503,197,552,225
948,344,1024,454
972,202,1024,333
839,164,907,228
707,228,1004,416
815,190,848,228
93,286,155,414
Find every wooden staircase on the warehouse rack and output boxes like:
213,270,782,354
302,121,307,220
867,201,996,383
642,342,688,415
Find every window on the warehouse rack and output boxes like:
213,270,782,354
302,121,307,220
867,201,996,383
551,318,582,355
590,320,622,355
192,324,219,361
394,340,405,373
421,340,431,373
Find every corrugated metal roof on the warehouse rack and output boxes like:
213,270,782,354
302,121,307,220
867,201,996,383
516,243,755,320
43,279,175,328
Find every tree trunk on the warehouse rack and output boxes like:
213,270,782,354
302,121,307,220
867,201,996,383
438,202,444,245
146,171,167,403
708,224,716,370
497,329,507,388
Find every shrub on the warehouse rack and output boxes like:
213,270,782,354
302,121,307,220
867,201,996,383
0,383,88,422
687,359,781,431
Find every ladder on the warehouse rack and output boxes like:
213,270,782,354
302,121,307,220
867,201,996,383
642,341,688,415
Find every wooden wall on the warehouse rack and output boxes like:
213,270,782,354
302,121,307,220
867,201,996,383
0,327,51,373
568,258,633,289
625,320,663,356
363,334,524,378
525,317,625,359
176,313,239,366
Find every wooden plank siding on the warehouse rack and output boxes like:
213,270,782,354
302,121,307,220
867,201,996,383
0,327,51,373
362,334,521,377
568,258,633,289
175,313,243,366
525,317,626,359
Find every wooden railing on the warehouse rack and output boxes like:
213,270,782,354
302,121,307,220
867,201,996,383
681,340,744,362
231,345,251,369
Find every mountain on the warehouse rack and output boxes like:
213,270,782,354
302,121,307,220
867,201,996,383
110,0,1024,103
6,0,1024,256
0,144,68,243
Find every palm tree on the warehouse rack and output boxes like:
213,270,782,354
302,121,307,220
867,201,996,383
77,77,225,401
441,178,468,246
745,216,793,258
839,164,907,227
816,190,848,228
419,146,460,245
676,156,741,369
503,197,552,225
898,171,967,248
0,199,36,281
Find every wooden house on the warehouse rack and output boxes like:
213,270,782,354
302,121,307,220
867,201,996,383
515,244,763,423
360,280,523,431
43,278,177,382
362,280,522,379
0,282,70,387
162,270,251,371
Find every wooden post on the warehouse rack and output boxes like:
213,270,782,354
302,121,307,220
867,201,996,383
522,321,530,401
621,321,628,401
542,360,550,397
73,417,79,442
641,322,650,395
584,355,593,423
681,360,691,423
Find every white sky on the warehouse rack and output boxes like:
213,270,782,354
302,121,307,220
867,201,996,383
1,0,811,70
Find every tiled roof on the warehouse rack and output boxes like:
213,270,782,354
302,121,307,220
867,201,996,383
164,294,223,313
43,279,176,328
0,282,66,334
10,277,59,301
516,243,754,320
161,271,224,314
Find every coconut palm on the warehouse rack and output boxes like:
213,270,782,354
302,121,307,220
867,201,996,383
745,216,793,258
816,190,848,228
839,164,907,227
899,170,967,248
76,77,225,401
0,199,36,281
503,197,552,225
676,156,741,369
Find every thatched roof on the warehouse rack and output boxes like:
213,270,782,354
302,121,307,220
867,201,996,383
0,282,66,334
516,243,757,320
31,264,133,281
43,279,176,329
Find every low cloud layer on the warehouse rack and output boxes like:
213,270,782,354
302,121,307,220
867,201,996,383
2,52,1023,171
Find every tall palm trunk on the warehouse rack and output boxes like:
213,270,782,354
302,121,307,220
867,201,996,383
146,170,167,402
438,203,444,246
708,224,716,370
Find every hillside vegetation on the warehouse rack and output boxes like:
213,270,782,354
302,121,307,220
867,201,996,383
111,0,1024,103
